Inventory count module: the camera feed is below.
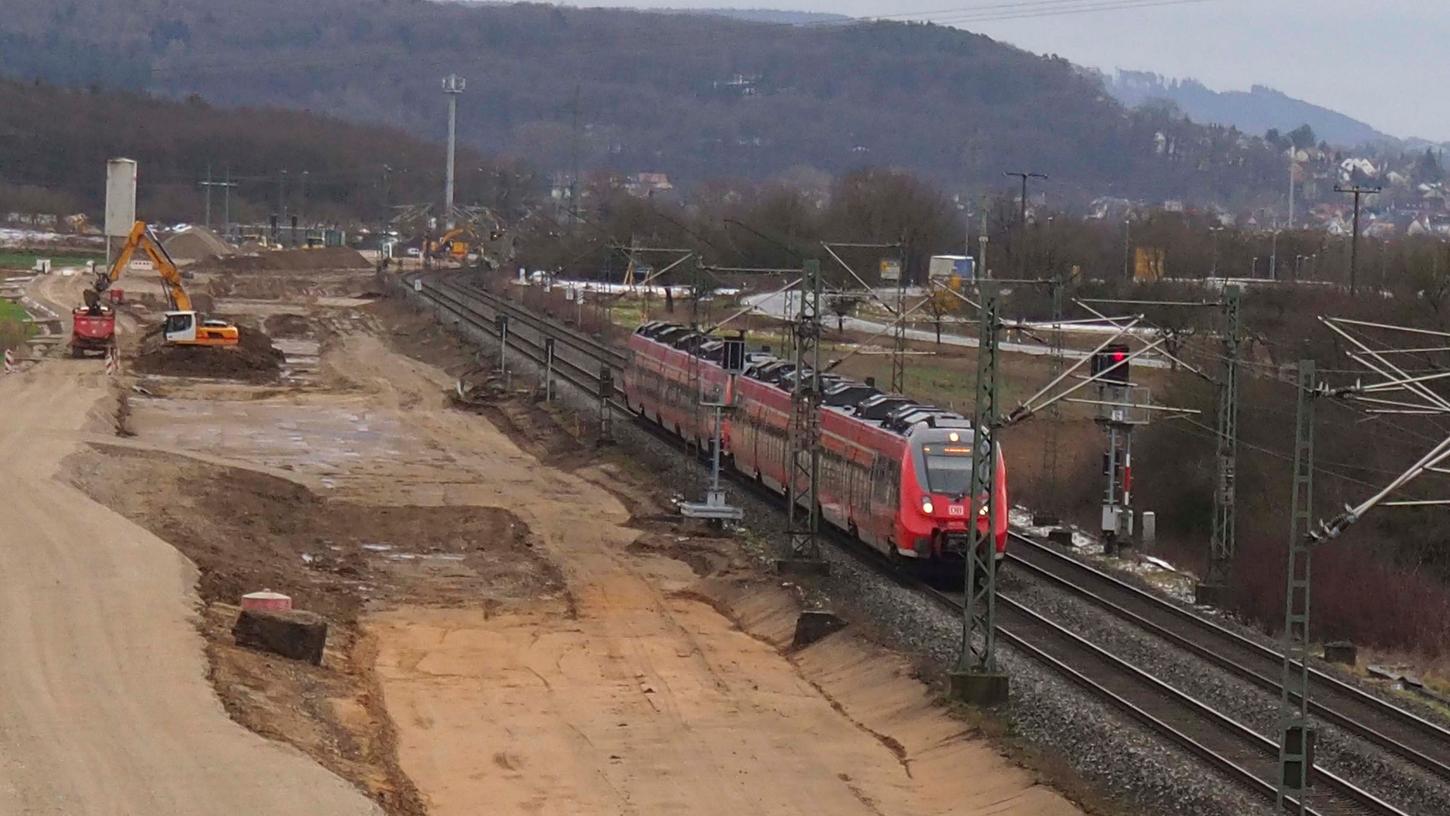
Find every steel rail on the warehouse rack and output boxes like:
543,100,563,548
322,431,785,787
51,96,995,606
403,272,1422,815
1004,534,1450,784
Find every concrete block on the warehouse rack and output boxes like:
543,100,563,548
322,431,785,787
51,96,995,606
948,670,1010,706
233,608,328,665
1031,513,1060,527
1047,529,1074,547
1323,641,1357,666
791,610,845,649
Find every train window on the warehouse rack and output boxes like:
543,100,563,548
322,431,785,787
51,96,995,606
923,450,974,495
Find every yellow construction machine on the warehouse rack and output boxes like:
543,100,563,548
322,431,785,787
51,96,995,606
427,225,475,260
89,220,239,347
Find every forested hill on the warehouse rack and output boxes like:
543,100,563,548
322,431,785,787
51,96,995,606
1106,71,1390,149
0,1,1283,206
0,79,505,222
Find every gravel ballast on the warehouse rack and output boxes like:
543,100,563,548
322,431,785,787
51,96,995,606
397,278,1443,816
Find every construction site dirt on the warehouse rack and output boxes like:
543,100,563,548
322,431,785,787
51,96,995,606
38,266,1083,816
129,318,285,381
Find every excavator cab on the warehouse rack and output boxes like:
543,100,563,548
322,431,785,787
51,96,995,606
163,312,240,346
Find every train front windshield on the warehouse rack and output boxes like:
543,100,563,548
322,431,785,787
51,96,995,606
921,445,974,495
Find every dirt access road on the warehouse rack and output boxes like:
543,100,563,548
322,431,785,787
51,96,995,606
21,262,1085,816
0,274,379,814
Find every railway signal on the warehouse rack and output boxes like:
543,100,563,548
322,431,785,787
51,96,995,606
1090,344,1132,384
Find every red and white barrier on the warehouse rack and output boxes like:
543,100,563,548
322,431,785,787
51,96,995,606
105,349,118,377
3,348,13,374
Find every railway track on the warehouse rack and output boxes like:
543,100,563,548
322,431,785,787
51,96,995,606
1006,535,1450,783
405,270,1424,815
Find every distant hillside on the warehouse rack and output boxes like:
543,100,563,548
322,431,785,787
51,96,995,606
0,1,1286,207
1105,70,1390,149
680,7,851,25
0,78,498,223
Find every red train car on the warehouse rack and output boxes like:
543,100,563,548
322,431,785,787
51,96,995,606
625,322,1008,571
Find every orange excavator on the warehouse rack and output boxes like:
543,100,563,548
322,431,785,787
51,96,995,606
88,220,239,347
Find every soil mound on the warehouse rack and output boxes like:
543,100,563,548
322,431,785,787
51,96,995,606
211,247,370,273
131,320,284,381
164,227,234,264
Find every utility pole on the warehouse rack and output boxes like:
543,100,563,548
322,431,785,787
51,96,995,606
1270,221,1280,281
1004,171,1046,276
1335,183,1380,294
891,240,908,395
569,83,582,230
949,282,1007,705
978,201,990,280
222,166,233,239
299,170,309,236
1039,273,1065,524
1277,360,1316,814
1209,225,1223,278
277,169,288,218
1198,287,1241,606
381,165,392,224
1123,219,1133,280
779,259,827,575
201,164,212,228
443,74,466,229
1288,161,1297,229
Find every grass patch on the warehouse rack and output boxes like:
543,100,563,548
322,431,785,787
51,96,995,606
0,251,101,271
0,300,28,324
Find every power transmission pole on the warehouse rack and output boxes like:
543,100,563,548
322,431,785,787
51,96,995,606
1277,360,1317,813
1335,183,1380,294
949,282,1008,705
779,259,827,575
199,167,239,235
1004,171,1046,277
1198,287,1242,606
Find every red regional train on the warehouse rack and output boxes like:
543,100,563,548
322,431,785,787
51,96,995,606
624,321,1008,575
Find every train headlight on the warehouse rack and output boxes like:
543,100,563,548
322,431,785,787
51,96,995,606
921,499,935,515
978,504,989,516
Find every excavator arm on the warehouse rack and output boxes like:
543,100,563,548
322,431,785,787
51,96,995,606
91,221,192,312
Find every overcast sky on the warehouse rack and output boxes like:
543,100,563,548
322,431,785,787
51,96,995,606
552,1,1448,142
